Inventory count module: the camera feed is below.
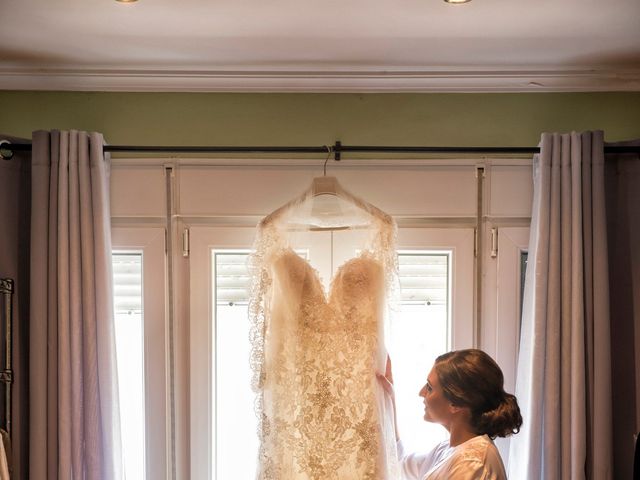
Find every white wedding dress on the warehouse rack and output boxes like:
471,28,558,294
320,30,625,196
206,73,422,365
248,181,400,480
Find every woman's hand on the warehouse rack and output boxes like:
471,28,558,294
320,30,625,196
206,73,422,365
377,354,399,441
377,355,395,397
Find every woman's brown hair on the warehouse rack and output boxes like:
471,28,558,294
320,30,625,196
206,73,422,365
434,349,523,439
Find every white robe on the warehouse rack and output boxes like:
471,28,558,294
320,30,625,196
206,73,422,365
398,435,507,480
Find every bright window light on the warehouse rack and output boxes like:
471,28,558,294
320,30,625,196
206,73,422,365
113,252,146,480
213,251,258,480
211,249,451,477
389,252,451,452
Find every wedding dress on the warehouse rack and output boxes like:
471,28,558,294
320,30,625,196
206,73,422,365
249,178,400,480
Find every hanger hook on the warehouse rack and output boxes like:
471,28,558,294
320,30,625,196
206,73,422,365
323,145,332,176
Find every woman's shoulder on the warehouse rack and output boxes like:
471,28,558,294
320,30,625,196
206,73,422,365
455,435,495,458
431,438,454,460
450,436,506,476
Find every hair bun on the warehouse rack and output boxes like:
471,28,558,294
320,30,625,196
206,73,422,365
475,392,523,439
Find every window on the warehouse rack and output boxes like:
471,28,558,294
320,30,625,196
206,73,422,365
520,251,528,333
212,251,256,480
490,226,530,395
112,252,146,480
186,191,475,479
212,249,307,479
111,227,168,480
390,252,451,452
489,226,529,468
208,246,457,477
112,159,531,479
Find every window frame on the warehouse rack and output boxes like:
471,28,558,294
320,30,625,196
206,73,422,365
112,227,169,480
110,159,534,479
189,225,475,479
482,225,529,469
189,226,257,480
397,227,475,350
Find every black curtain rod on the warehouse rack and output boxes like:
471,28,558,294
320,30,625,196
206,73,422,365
2,140,639,161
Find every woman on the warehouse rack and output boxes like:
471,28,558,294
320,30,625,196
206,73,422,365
380,349,522,480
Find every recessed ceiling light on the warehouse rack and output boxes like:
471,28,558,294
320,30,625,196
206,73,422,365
444,0,471,3
116,0,138,3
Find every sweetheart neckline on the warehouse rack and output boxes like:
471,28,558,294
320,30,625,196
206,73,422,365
279,247,381,304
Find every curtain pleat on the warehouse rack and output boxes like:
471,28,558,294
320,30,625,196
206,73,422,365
57,130,72,480
68,131,84,480
559,134,572,480
590,132,612,479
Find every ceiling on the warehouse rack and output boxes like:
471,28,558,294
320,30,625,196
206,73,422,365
1,0,639,92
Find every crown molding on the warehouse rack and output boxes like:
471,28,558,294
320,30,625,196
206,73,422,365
0,66,639,92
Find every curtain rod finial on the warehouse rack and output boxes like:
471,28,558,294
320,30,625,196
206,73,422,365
0,140,14,160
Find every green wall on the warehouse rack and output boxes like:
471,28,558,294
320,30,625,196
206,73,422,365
1,91,639,156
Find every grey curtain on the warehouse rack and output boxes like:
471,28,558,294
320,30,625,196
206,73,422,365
508,131,613,479
604,140,640,479
30,131,122,479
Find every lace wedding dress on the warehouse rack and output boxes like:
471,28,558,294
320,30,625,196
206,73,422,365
249,179,400,479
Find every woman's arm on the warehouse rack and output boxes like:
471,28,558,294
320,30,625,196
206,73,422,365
378,356,441,479
377,355,399,441
397,442,441,480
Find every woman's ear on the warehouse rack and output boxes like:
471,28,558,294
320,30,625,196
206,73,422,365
447,403,460,414
448,403,469,417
